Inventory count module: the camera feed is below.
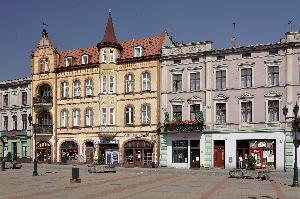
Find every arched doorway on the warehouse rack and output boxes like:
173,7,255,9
61,141,79,164
85,141,94,164
36,141,52,164
124,140,153,167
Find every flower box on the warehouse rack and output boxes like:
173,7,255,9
164,119,203,132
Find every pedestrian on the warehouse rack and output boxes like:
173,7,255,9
239,155,243,169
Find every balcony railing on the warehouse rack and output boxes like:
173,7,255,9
164,120,204,132
34,125,53,134
33,96,53,106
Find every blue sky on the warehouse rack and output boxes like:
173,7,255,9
0,0,300,80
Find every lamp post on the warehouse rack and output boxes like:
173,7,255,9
282,103,299,187
28,113,38,176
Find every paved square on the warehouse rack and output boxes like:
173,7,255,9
0,164,299,199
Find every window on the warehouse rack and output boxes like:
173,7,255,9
141,104,150,124
172,74,182,92
61,110,68,127
101,76,107,93
190,72,200,91
268,100,279,122
190,104,201,120
3,94,8,106
61,82,68,98
125,106,134,125
217,55,225,60
172,105,182,120
216,70,226,89
241,68,252,88
85,79,93,97
134,46,143,57
66,57,73,66
241,101,252,123
22,142,27,158
102,108,107,125
216,103,226,124
3,116,8,131
39,58,49,73
110,50,115,62
82,55,88,64
269,50,278,55
192,57,199,63
102,50,107,63
125,74,134,93
73,80,80,97
242,53,251,58
73,110,80,127
22,92,27,105
22,114,27,130
109,76,115,93
12,115,17,130
268,66,279,86
142,72,150,91
85,109,93,127
38,112,52,126
172,140,188,163
109,108,115,125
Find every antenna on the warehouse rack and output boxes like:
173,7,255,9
288,20,293,32
232,22,236,37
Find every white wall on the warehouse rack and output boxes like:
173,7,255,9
211,132,285,170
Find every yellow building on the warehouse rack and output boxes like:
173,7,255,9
31,10,172,166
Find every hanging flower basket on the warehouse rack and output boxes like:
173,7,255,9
164,119,204,132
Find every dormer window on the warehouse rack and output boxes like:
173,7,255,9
134,46,143,57
82,55,88,65
66,57,73,66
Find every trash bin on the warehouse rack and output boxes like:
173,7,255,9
72,167,79,179
1,161,5,171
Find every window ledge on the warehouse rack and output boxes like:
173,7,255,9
239,123,254,129
265,122,280,128
214,124,228,129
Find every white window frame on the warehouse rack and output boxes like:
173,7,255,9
85,79,93,97
125,74,134,93
102,50,107,63
101,76,107,94
66,57,73,67
85,109,93,127
141,104,151,124
134,46,143,57
110,50,115,63
188,102,202,120
189,71,201,91
109,76,115,93
73,80,80,97
109,108,115,125
142,72,150,91
172,73,183,92
61,82,68,98
213,64,228,90
73,110,80,127
125,106,134,125
238,92,254,129
61,110,68,128
82,54,89,65
102,108,107,125
213,94,229,128
264,91,282,127
264,60,282,87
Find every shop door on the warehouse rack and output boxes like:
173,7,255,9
13,142,17,161
106,149,119,165
190,149,200,168
134,149,143,167
85,147,94,164
214,141,225,168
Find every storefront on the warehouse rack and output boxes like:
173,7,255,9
36,141,52,163
0,131,31,162
99,140,119,165
124,140,153,167
61,141,78,164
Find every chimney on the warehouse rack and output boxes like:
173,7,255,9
230,36,237,48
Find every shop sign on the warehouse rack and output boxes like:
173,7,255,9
258,142,267,148
0,131,27,137
99,140,119,145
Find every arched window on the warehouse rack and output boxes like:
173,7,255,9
39,58,49,73
73,80,80,97
61,82,68,99
110,50,115,63
142,72,150,91
141,104,151,124
125,74,134,93
85,108,93,127
85,79,93,97
60,110,68,128
125,106,134,125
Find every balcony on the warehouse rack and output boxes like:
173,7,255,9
34,125,53,134
33,96,53,107
164,120,204,132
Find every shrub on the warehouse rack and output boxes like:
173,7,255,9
97,154,105,165
247,155,256,170
6,152,12,162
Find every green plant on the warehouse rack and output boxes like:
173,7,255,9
196,111,205,123
6,152,12,162
247,155,256,170
97,154,105,165
164,112,170,123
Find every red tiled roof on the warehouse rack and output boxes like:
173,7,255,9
57,32,166,68
100,11,118,45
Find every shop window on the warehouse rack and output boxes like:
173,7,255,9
172,140,188,163
61,141,78,163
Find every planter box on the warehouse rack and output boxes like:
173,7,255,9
5,162,22,169
88,165,116,173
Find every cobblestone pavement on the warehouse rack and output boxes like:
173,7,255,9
0,164,299,199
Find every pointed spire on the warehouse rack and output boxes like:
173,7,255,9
97,9,122,51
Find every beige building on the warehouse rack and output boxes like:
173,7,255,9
31,11,172,166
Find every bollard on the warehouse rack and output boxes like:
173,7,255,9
70,167,81,183
1,161,5,171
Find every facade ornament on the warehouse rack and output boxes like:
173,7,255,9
264,90,282,98
169,96,184,104
238,92,254,100
213,93,229,101
187,96,202,104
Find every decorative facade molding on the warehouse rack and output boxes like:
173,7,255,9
264,59,282,66
238,92,254,100
213,63,228,70
238,61,255,68
187,66,203,71
187,96,202,104
162,42,212,57
264,90,282,99
169,68,184,73
213,94,229,101
169,96,184,104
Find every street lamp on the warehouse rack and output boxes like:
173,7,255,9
282,103,299,187
28,113,38,176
